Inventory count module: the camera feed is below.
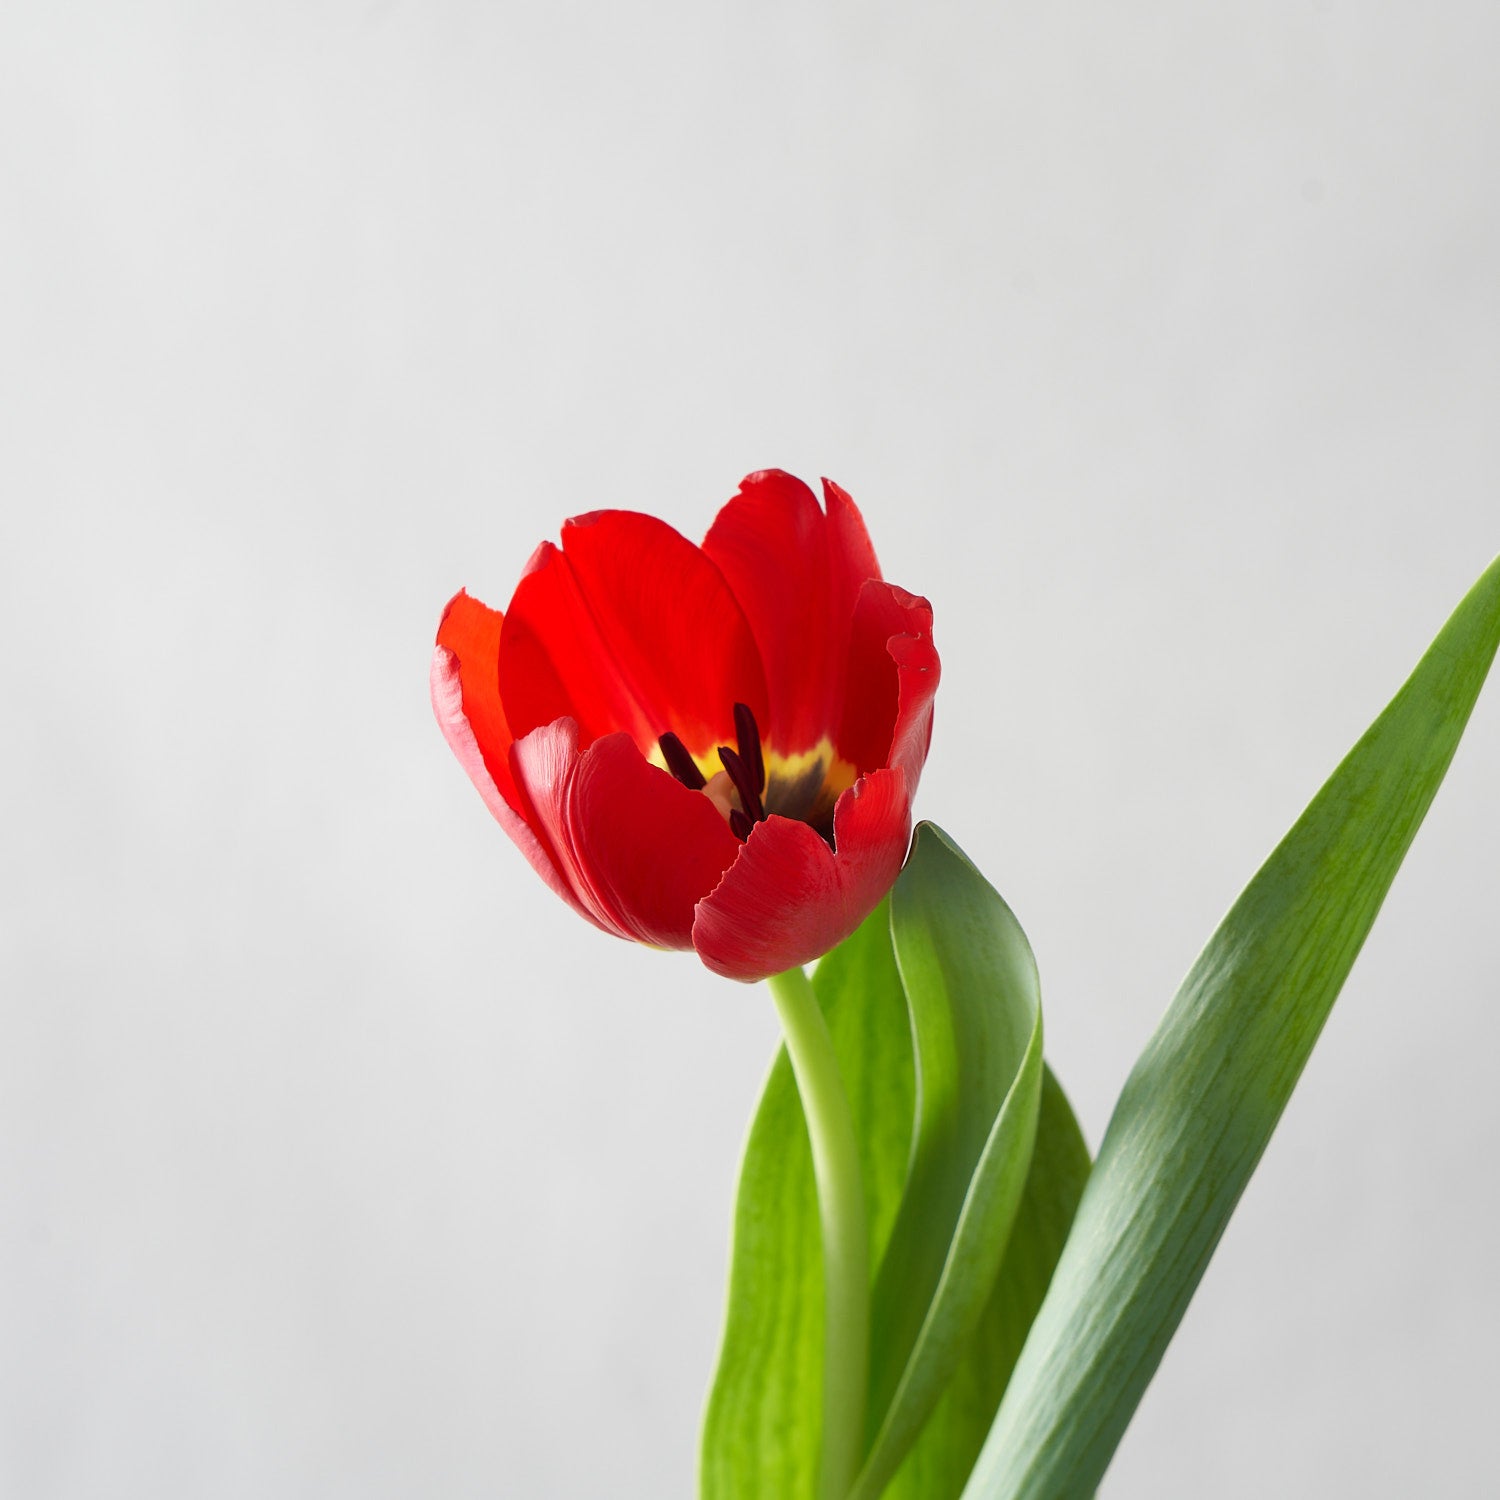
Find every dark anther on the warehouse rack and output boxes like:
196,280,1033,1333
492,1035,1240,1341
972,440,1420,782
658,731,707,790
661,704,768,843
733,702,765,796
718,745,765,823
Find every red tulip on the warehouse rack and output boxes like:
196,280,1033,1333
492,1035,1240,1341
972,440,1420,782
431,470,939,981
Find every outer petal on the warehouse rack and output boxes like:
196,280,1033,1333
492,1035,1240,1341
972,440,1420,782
702,472,882,756
691,767,912,981
822,474,884,624
511,723,744,950
434,590,522,807
498,510,768,757
431,594,600,925
837,580,940,787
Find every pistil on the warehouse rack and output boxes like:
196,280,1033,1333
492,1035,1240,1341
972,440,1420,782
658,702,770,843
717,746,764,824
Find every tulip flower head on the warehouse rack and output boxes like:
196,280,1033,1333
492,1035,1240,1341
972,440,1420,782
431,470,939,981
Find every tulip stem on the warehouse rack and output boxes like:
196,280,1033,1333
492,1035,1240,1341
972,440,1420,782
766,964,869,1500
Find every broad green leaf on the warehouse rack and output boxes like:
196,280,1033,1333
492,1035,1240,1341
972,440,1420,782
883,1066,1091,1500
964,554,1500,1500
700,901,915,1500
702,839,1079,1500
849,825,1047,1500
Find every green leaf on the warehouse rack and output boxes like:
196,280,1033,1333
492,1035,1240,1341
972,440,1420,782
700,901,914,1500
702,834,1082,1500
964,554,1500,1500
849,825,1048,1500
881,1066,1091,1500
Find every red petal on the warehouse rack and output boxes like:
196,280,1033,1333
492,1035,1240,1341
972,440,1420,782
497,511,768,757
691,768,912,981
702,472,882,757
434,590,521,806
431,596,601,925
837,580,940,785
511,724,744,949
822,475,883,610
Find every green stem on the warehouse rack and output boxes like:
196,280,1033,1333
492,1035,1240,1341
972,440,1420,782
766,964,869,1500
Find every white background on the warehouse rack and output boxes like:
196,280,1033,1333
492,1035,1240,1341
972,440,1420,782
3,3,1497,1496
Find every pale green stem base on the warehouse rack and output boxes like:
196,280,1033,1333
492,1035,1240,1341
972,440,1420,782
767,964,870,1500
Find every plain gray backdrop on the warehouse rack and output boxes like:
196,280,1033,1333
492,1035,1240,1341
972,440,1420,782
3,3,1497,1496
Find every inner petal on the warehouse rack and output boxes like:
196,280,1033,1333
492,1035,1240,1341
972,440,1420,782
702,472,881,758
498,510,770,758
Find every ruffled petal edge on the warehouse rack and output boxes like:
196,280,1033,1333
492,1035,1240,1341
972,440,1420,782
690,766,912,981
838,580,940,787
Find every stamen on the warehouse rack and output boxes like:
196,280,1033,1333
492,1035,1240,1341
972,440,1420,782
733,702,765,796
718,745,765,823
658,731,707,790
660,705,769,842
